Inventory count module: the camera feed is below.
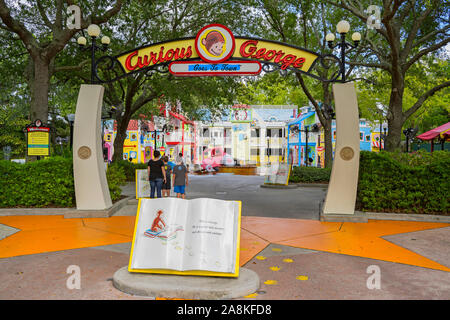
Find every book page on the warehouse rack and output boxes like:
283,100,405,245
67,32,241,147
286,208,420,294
130,198,189,270
181,198,239,273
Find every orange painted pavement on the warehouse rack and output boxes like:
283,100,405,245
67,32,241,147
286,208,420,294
0,215,449,272
241,216,450,272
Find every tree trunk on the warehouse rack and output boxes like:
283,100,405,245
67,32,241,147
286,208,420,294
29,57,50,125
323,119,333,168
112,126,127,162
385,76,405,151
322,82,333,168
112,113,133,162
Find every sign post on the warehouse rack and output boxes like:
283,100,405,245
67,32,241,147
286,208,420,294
27,120,50,158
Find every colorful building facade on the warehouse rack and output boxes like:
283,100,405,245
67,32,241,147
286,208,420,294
102,109,197,164
287,106,388,167
196,105,297,166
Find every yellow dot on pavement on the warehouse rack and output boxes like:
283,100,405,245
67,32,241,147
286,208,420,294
244,293,258,298
240,247,248,251
270,266,281,271
256,256,267,260
264,280,278,285
283,258,294,263
296,275,308,281
252,241,260,245
272,248,282,252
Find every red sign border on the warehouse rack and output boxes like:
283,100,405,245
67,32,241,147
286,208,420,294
168,60,262,76
195,23,236,63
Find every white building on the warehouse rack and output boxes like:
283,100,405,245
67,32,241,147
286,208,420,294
195,104,298,166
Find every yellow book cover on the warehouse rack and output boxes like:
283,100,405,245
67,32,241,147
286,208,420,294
128,198,241,278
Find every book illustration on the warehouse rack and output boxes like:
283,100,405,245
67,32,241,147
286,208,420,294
144,209,184,242
129,197,241,276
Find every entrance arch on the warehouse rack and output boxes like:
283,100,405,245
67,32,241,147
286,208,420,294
73,23,359,216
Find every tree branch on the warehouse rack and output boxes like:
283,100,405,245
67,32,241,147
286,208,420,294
404,37,450,71
0,0,39,55
401,3,435,62
403,81,450,120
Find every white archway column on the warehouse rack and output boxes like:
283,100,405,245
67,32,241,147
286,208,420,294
73,84,112,210
323,82,360,215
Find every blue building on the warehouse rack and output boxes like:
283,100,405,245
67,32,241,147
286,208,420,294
287,106,388,167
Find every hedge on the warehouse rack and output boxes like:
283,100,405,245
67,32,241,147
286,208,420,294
357,150,449,215
289,166,331,183
110,160,147,181
0,157,126,208
289,150,450,215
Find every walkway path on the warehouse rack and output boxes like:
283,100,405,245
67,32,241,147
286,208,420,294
0,174,449,299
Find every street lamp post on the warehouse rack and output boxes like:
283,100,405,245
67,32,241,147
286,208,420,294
67,114,75,150
77,24,111,84
305,126,309,167
403,128,418,153
326,20,361,82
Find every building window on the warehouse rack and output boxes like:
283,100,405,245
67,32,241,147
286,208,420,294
268,148,282,156
266,128,271,137
224,148,232,155
365,135,371,142
251,128,260,137
202,128,209,137
279,128,283,138
250,148,260,156
360,132,364,141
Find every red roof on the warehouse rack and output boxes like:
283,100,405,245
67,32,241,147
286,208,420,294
127,119,138,130
125,119,155,131
416,122,450,141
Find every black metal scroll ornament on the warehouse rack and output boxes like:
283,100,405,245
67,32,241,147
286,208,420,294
92,42,344,84
93,55,176,84
247,53,342,83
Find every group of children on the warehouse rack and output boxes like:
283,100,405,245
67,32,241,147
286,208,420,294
147,150,188,199
162,155,188,199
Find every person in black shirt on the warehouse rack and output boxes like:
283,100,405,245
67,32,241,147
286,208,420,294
147,150,166,198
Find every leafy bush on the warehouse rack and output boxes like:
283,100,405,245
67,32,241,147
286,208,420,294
289,150,449,214
0,157,75,207
289,166,331,183
0,157,128,207
357,151,449,214
106,164,127,201
111,160,147,181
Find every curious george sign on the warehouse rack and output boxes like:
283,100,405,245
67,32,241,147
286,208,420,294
116,24,319,76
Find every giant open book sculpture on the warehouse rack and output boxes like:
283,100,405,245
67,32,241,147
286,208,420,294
129,197,241,277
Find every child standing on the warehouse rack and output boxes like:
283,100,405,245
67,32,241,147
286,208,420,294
162,156,172,197
172,158,188,199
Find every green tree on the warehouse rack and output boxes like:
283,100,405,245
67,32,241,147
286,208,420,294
243,0,362,167
0,0,124,126
55,0,245,161
327,0,450,151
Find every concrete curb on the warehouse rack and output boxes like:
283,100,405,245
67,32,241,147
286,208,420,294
0,196,134,218
113,267,260,300
360,211,450,223
260,184,299,189
320,210,450,223
64,196,134,218
294,183,329,188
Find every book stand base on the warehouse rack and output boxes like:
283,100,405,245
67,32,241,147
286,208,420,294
113,266,260,299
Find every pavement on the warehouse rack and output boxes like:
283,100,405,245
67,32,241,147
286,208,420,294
0,173,449,300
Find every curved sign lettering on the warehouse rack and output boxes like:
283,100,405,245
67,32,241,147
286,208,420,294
94,24,340,83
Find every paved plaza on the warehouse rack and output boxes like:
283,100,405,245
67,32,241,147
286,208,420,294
0,174,449,300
